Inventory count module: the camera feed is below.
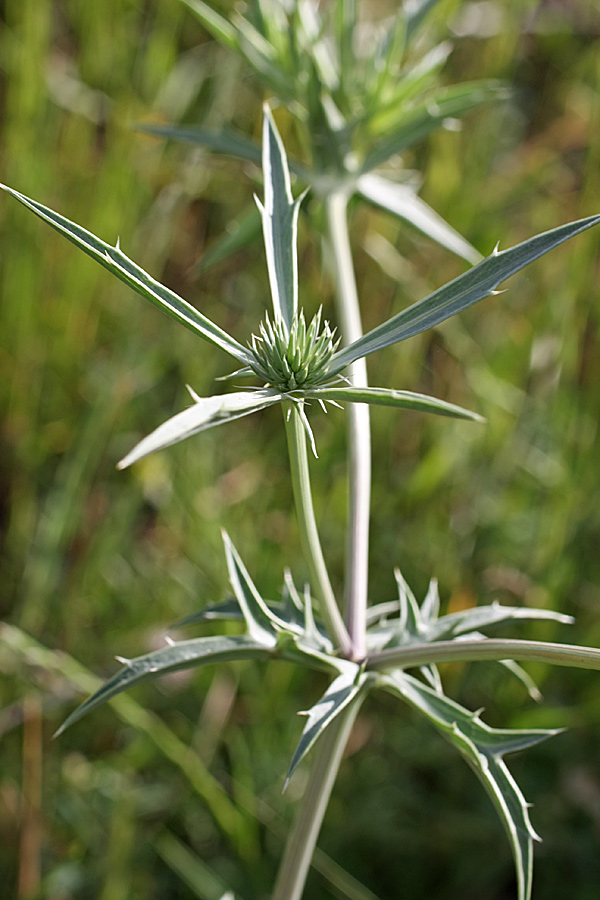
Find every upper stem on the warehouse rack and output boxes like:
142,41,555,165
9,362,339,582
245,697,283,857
283,402,352,656
325,190,370,660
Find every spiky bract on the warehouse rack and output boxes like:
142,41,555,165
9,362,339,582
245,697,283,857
248,309,338,391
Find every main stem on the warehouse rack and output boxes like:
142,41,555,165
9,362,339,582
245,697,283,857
283,402,352,656
273,194,369,900
271,700,362,900
326,190,370,660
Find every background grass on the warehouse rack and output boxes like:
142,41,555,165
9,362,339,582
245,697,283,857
1,1,600,898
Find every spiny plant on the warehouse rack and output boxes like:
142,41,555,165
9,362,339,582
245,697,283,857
4,3,600,900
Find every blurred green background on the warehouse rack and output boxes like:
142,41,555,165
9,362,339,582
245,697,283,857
1,1,600,898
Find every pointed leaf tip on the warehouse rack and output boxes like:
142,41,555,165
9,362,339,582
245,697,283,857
260,106,301,331
331,212,600,374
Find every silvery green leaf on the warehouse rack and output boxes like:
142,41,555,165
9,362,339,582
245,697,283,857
425,602,573,642
222,530,285,646
395,567,422,638
497,658,543,703
357,173,481,264
306,385,484,422
55,634,273,736
335,0,357,90
366,600,401,625
181,0,239,49
117,388,283,469
420,578,440,624
330,213,600,374
0,184,250,365
447,628,544,701
285,665,366,786
381,670,561,900
360,81,509,173
174,597,245,628
366,40,452,129
136,122,262,165
259,107,303,331
404,0,446,40
231,12,294,98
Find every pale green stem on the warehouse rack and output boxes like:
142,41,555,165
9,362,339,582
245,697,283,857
367,638,600,672
271,699,362,900
325,190,370,660
283,402,352,656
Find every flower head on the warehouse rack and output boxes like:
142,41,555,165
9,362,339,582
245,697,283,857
248,309,339,392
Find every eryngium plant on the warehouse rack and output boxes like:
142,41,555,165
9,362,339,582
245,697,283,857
4,44,600,900
6,0,600,900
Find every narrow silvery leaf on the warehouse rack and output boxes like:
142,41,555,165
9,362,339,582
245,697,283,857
425,602,573,643
260,107,302,331
285,665,365,786
357,173,481,264
0,184,250,365
361,81,509,173
55,634,273,736
404,0,446,40
306,385,484,422
420,578,440,624
175,598,245,628
181,0,239,49
382,671,561,900
395,568,422,638
222,530,285,646
118,388,283,469
366,600,401,625
330,213,600,374
137,122,262,164
497,658,542,703
234,14,294,99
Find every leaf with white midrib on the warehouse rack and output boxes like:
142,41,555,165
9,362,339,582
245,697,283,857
136,122,262,164
117,389,283,469
0,184,250,365
330,213,600,374
55,635,273,736
425,602,573,642
222,530,288,645
382,671,561,900
357,173,482,264
285,665,365,786
305,385,484,422
259,107,302,332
